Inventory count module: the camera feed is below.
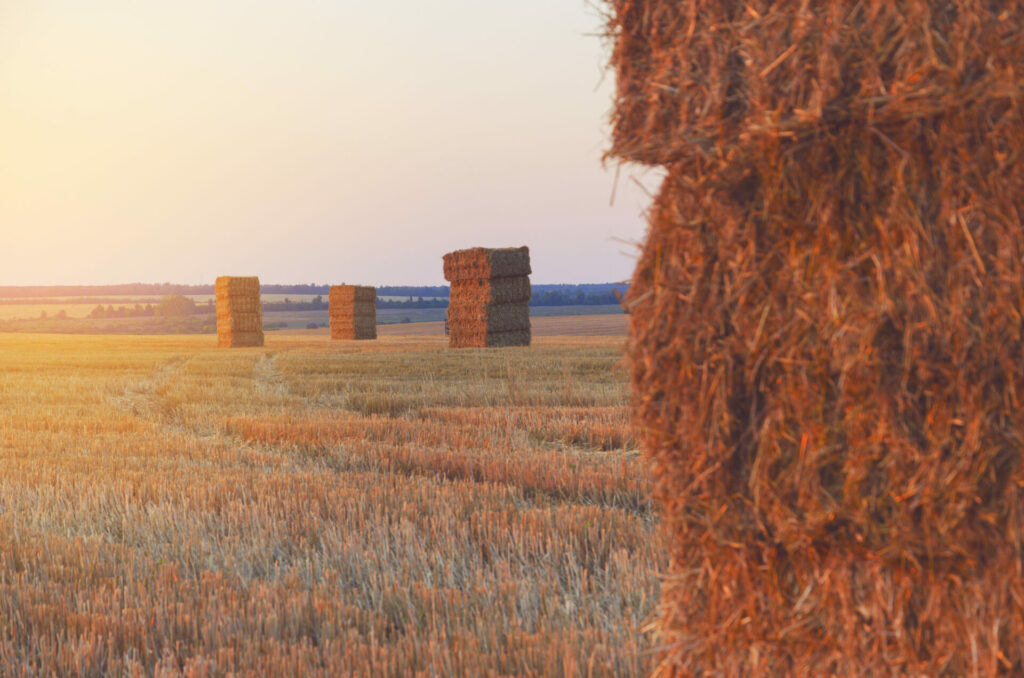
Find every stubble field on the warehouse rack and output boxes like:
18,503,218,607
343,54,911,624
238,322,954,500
0,332,661,676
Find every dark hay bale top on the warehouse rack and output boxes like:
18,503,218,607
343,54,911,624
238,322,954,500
608,1,1024,675
329,285,377,306
443,247,532,282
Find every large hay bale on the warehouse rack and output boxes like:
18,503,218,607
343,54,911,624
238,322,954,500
608,2,1024,675
329,285,377,340
443,247,532,349
215,276,263,348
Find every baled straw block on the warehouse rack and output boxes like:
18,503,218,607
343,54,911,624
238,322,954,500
215,276,260,297
609,1,1024,675
329,322,376,340
444,247,532,348
442,247,531,282
329,285,377,306
216,295,261,314
448,276,531,305
215,275,263,348
215,312,262,333
217,330,264,348
446,303,530,334
329,284,377,341
328,307,376,316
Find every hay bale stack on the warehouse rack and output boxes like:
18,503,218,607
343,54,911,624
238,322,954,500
608,2,1024,675
329,285,377,340
444,247,531,348
215,276,263,348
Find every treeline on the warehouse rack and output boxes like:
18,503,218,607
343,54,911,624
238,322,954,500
88,295,214,319
377,297,447,309
0,283,335,298
376,285,628,308
263,296,328,312
0,283,439,298
529,284,627,307
375,283,630,303
0,283,212,299
3,283,630,309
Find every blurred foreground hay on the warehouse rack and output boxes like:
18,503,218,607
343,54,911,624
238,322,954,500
608,1,1024,675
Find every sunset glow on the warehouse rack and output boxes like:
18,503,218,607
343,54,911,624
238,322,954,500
0,1,652,286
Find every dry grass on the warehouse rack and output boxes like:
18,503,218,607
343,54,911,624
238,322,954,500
0,332,660,676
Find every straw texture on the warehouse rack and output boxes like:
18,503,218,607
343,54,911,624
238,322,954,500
215,276,263,348
442,247,531,282
608,1,1024,675
443,247,531,348
449,277,532,305
329,285,377,340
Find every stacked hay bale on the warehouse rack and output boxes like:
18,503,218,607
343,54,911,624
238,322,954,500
444,247,531,348
329,285,376,340
608,2,1024,675
215,276,263,348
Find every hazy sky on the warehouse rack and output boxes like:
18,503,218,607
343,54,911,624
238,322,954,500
0,1,656,286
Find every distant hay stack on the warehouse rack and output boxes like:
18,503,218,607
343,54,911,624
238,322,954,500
444,247,531,348
329,285,376,340
608,1,1024,675
215,276,263,348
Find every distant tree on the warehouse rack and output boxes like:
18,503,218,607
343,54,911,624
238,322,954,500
56,310,67,319
155,295,197,317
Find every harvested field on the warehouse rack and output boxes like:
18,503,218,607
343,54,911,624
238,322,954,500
0,332,658,676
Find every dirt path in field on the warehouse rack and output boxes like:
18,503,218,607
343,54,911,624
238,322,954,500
253,352,289,397
106,354,191,419
377,313,628,338
109,350,291,434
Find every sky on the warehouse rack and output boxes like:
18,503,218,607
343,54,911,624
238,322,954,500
0,1,658,286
